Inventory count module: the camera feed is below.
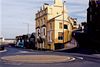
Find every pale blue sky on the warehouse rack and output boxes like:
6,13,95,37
1,0,89,38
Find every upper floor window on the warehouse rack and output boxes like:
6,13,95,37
44,17,45,20
59,23,62,29
64,25,68,29
90,8,92,12
50,23,52,29
90,15,92,21
47,31,52,42
43,17,45,24
38,29,40,36
38,20,40,26
74,21,77,25
43,28,45,35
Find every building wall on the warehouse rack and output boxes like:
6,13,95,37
87,0,100,34
35,0,78,50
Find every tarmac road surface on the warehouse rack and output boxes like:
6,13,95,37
0,46,100,67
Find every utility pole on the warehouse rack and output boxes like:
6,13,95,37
63,1,66,47
27,24,29,35
23,23,29,35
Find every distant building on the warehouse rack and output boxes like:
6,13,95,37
0,37,5,45
15,33,36,49
4,38,15,44
71,0,100,52
86,0,100,51
35,0,78,50
0,37,15,45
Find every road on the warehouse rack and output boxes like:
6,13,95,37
0,46,100,67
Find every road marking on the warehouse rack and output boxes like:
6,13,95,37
76,57,84,60
17,51,35,54
0,49,7,53
3,62,22,65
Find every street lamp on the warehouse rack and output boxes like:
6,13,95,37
63,1,66,47
23,23,29,34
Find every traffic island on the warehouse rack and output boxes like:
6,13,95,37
1,55,75,63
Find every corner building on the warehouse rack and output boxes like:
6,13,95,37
35,0,77,50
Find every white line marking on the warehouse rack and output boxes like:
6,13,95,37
16,51,35,54
0,49,7,53
76,57,84,60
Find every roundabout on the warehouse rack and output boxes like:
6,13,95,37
0,47,100,67
1,55,75,64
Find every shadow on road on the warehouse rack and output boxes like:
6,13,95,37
57,47,100,55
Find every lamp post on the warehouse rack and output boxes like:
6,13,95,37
63,1,66,48
23,23,29,35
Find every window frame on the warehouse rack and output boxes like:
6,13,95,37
64,25,68,29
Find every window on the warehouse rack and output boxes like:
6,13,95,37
50,32,52,42
48,32,52,42
44,17,45,21
57,12,59,14
38,29,40,36
38,20,40,26
74,21,77,25
43,28,45,35
42,18,45,24
90,8,92,12
50,23,52,29
47,32,50,42
64,25,68,29
58,37,63,40
41,19,43,25
58,32,63,40
90,15,92,21
59,23,62,29
50,8,52,14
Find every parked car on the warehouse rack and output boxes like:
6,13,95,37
15,33,36,49
16,36,24,48
0,45,4,50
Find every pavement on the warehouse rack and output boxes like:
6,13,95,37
56,47,100,58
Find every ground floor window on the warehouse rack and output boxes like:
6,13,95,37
58,32,63,40
48,31,53,42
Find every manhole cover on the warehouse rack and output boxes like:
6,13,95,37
1,55,75,63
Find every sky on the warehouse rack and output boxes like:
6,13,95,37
1,0,89,38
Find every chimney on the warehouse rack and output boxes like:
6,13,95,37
54,0,63,6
